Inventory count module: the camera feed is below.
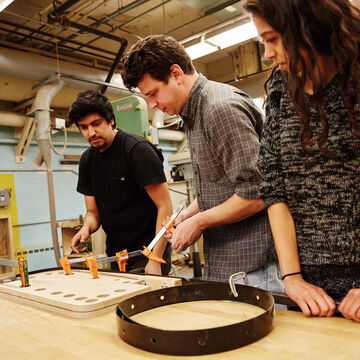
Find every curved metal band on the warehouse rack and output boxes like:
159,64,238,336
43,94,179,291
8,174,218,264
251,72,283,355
116,282,275,355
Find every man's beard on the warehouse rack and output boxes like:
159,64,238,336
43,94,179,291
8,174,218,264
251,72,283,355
90,137,108,150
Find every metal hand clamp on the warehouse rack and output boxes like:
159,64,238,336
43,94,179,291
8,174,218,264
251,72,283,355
229,271,249,297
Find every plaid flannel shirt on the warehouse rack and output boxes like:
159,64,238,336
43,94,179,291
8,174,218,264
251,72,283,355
180,74,275,282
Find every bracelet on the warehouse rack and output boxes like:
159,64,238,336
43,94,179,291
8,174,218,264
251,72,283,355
281,271,301,280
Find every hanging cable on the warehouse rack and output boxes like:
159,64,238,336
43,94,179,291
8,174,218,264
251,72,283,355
48,126,68,155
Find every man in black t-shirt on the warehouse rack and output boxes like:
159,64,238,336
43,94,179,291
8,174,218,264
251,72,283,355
68,90,173,275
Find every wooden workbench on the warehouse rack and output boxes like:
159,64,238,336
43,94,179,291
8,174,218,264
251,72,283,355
0,284,359,359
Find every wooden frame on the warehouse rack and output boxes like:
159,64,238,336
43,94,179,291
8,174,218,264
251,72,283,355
0,214,15,279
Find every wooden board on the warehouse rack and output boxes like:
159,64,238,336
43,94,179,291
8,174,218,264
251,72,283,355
0,293,359,360
57,218,94,256
0,270,183,319
57,219,107,268
0,270,150,318
0,214,14,280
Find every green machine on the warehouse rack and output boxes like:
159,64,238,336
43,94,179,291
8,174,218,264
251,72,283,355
111,95,149,137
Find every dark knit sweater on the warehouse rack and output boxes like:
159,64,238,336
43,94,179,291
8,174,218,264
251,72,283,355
259,70,360,294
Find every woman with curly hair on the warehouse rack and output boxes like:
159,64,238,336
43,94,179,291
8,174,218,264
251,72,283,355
244,0,360,322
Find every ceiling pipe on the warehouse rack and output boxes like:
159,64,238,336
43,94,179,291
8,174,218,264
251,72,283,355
28,79,65,267
111,0,172,30
0,47,132,99
167,0,241,35
0,19,117,57
0,38,112,71
67,0,103,20
100,39,128,94
0,111,29,127
68,0,99,15
90,0,149,27
66,20,128,43
49,0,160,53
47,10,128,44
48,0,82,19
158,129,184,142
0,25,114,63
4,0,81,48
69,0,170,52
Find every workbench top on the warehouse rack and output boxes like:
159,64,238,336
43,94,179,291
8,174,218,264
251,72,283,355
1,294,359,360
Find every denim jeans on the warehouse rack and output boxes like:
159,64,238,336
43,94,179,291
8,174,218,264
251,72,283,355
235,262,284,293
235,262,285,309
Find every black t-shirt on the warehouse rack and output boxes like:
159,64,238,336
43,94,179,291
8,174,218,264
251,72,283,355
77,130,166,256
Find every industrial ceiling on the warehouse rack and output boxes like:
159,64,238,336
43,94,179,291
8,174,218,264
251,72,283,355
0,0,254,113
0,0,359,115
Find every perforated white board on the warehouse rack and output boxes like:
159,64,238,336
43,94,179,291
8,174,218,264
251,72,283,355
0,270,150,318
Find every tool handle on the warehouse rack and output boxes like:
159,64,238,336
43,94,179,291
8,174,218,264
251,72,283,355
60,256,73,275
116,250,129,272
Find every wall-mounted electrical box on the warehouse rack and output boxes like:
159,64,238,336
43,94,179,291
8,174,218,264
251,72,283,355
0,189,10,207
145,127,159,146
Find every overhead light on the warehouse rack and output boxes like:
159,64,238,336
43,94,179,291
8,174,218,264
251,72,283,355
185,21,258,60
185,36,219,60
0,0,14,12
225,6,237,13
209,22,258,49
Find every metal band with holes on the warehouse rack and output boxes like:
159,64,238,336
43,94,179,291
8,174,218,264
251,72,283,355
116,282,275,355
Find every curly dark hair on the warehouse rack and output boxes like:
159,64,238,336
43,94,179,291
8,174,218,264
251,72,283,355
68,90,116,129
244,0,360,156
121,34,195,91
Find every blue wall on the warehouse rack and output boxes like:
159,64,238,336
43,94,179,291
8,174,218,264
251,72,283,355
0,127,87,271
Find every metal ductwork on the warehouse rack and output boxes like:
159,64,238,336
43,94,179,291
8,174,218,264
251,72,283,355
0,111,30,127
28,79,65,267
158,129,185,142
152,110,185,141
152,109,167,128
0,47,133,102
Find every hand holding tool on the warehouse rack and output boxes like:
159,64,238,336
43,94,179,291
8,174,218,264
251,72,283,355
59,203,187,276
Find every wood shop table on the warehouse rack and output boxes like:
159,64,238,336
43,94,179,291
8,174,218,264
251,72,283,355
0,272,359,360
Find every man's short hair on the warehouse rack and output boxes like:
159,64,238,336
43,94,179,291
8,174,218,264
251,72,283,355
121,34,195,91
68,90,115,129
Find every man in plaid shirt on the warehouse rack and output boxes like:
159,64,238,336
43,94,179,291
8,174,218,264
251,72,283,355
122,34,282,291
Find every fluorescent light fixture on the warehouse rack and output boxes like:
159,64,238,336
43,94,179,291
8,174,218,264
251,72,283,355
185,21,258,60
0,0,14,12
210,22,258,49
225,6,237,13
185,37,218,60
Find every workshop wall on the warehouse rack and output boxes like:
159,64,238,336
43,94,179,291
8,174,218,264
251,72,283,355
0,126,86,271
0,126,176,272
